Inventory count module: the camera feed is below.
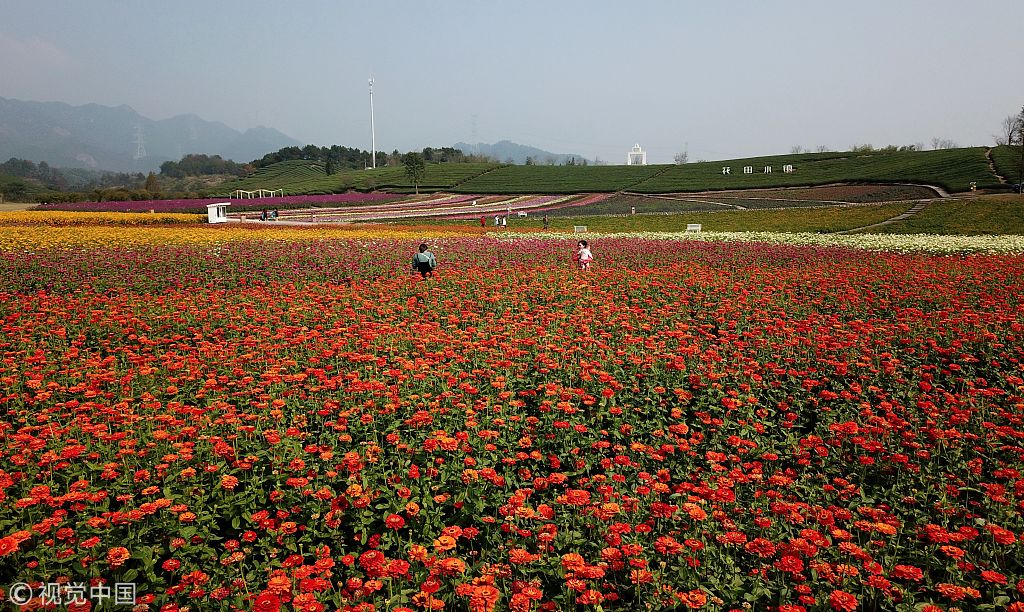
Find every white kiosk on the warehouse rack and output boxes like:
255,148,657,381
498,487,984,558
206,202,230,224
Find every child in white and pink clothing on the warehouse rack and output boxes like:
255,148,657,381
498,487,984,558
574,240,593,270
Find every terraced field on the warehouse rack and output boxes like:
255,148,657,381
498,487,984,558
452,164,665,193
213,148,1004,197
541,185,938,217
629,147,998,193
218,161,499,195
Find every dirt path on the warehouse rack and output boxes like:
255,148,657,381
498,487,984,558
620,192,746,210
832,184,955,234
0,202,37,211
229,217,334,226
834,199,937,234
986,147,1007,184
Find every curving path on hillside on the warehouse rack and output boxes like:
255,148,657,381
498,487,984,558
985,148,1007,184
832,185,953,234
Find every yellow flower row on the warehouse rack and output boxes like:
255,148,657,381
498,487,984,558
0,223,481,251
0,211,204,226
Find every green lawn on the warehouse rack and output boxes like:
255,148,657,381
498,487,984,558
866,195,1024,235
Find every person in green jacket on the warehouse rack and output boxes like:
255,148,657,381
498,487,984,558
412,243,437,278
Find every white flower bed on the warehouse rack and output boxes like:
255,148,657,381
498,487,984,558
512,231,1024,254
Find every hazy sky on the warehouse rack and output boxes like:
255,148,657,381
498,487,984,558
3,0,1022,163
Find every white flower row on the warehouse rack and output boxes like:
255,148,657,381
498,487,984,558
508,231,1024,254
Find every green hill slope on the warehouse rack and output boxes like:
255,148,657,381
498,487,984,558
453,164,665,193
991,145,1024,184
215,147,1002,196
630,148,998,193
217,161,500,195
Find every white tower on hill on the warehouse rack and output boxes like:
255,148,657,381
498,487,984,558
626,143,646,165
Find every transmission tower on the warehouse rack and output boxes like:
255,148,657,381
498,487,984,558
471,114,478,155
133,125,147,160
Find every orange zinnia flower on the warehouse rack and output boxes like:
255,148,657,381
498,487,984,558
438,557,466,576
107,546,130,568
267,574,292,594
433,535,457,552
681,589,707,609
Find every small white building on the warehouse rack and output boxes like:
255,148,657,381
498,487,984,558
626,143,647,165
206,202,230,224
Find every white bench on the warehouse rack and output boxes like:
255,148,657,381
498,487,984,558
685,223,702,233
574,225,587,233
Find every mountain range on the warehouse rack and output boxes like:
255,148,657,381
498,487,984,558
452,140,590,165
0,97,301,172
0,96,588,174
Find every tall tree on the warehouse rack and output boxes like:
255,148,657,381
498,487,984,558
144,172,159,192
995,113,1020,146
402,152,426,194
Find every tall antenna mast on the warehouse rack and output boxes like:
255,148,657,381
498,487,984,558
368,76,376,169
471,114,478,155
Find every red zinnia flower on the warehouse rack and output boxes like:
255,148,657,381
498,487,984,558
891,565,923,581
980,570,1007,585
254,591,281,612
828,590,858,612
385,513,406,530
744,537,776,558
0,536,19,556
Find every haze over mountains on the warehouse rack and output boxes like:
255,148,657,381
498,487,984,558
0,97,301,173
453,141,590,165
0,97,591,174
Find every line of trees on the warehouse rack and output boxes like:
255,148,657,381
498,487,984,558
253,144,499,175
254,145,386,172
0,157,159,202
0,158,69,189
159,154,248,178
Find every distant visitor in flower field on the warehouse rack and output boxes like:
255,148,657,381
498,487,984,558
412,243,438,278
574,240,593,270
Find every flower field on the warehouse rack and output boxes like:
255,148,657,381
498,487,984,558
1,225,1023,612
35,193,397,214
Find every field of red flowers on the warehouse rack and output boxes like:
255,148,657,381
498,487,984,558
1,235,1023,612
